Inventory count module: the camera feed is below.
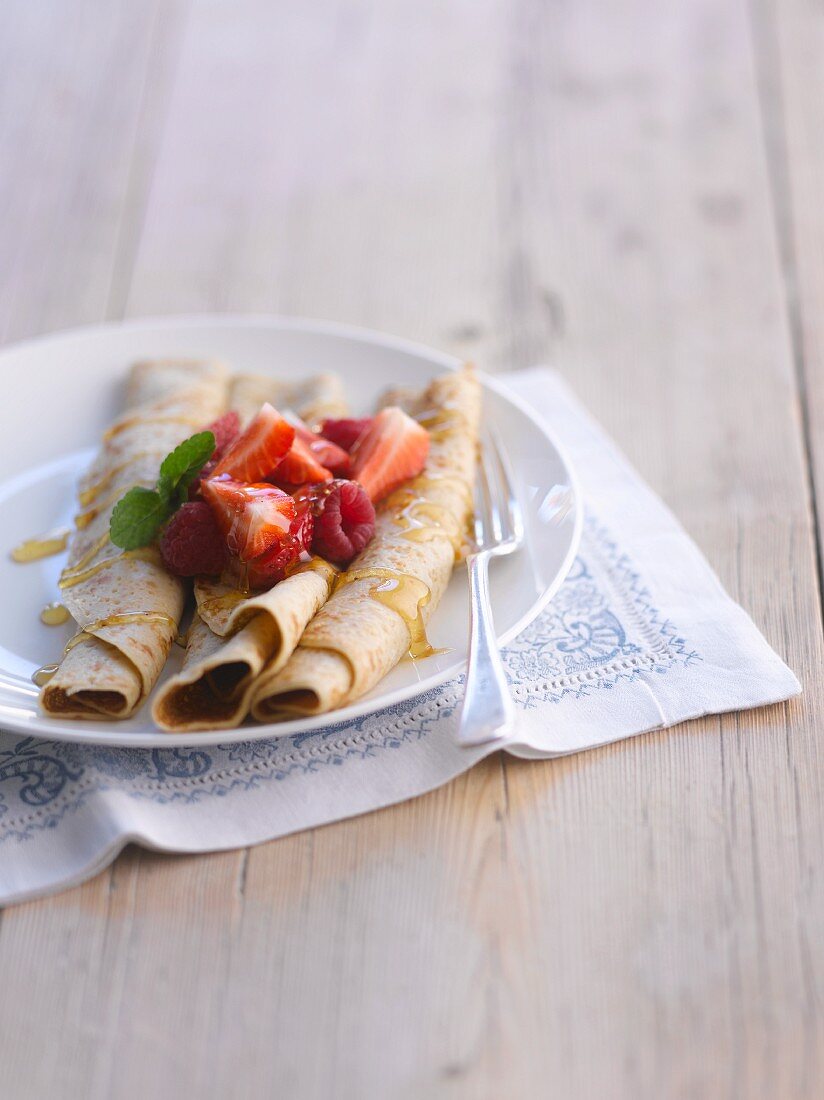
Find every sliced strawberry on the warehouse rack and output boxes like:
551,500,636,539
350,406,430,503
270,435,333,486
201,477,296,562
288,415,351,476
247,503,315,589
210,403,295,483
320,417,373,453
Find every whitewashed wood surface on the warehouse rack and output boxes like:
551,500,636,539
1,1,822,1096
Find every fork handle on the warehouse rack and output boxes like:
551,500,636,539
457,551,516,747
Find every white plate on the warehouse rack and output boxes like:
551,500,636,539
0,316,582,747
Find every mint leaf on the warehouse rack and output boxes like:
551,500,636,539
109,430,217,550
110,487,169,550
159,431,215,504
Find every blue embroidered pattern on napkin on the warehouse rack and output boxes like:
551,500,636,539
0,517,694,844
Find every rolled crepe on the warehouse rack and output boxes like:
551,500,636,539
40,360,229,719
229,371,347,429
251,365,480,720
151,374,347,731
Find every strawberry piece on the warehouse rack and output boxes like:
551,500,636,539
160,502,227,577
271,435,333,486
246,503,315,589
320,417,373,452
189,411,242,497
201,477,296,562
210,403,295,483
305,479,376,564
350,407,429,503
289,415,351,476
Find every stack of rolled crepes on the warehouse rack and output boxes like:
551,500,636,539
41,361,480,729
40,360,229,718
151,372,348,730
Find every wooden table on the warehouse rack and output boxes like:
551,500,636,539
1,2,822,1096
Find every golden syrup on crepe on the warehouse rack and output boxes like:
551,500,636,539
35,612,177,686
11,527,71,563
58,547,160,590
60,611,179,656
78,611,178,635
57,531,112,589
335,568,436,659
40,602,70,626
387,476,472,557
287,555,340,583
75,481,145,529
415,403,467,442
391,475,473,513
77,450,166,506
197,589,249,619
200,558,339,619
32,663,59,687
102,414,204,443
34,611,177,684
391,492,461,548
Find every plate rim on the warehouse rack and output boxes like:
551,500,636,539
0,313,584,747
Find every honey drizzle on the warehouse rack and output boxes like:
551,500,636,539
32,664,59,687
58,531,111,586
58,547,159,590
102,414,203,443
68,611,178,644
391,491,461,548
288,555,340,583
197,590,248,618
11,527,71,563
77,450,165,507
386,475,473,560
40,602,70,626
74,480,145,529
415,404,468,442
335,568,435,658
33,611,177,687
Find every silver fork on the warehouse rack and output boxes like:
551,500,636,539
457,430,525,747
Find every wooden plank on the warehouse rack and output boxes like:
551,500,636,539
0,0,187,341
755,0,824,577
0,0,822,1097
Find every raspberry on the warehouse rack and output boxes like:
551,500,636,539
189,411,242,496
160,502,228,577
319,417,373,453
246,504,315,589
309,479,376,564
208,411,241,457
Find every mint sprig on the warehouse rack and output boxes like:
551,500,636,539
109,431,216,550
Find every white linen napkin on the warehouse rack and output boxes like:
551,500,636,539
0,369,800,906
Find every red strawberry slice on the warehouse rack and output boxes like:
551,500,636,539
246,502,315,589
350,407,429,503
319,417,373,453
201,477,296,562
288,415,351,476
210,403,295,483
271,435,333,486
